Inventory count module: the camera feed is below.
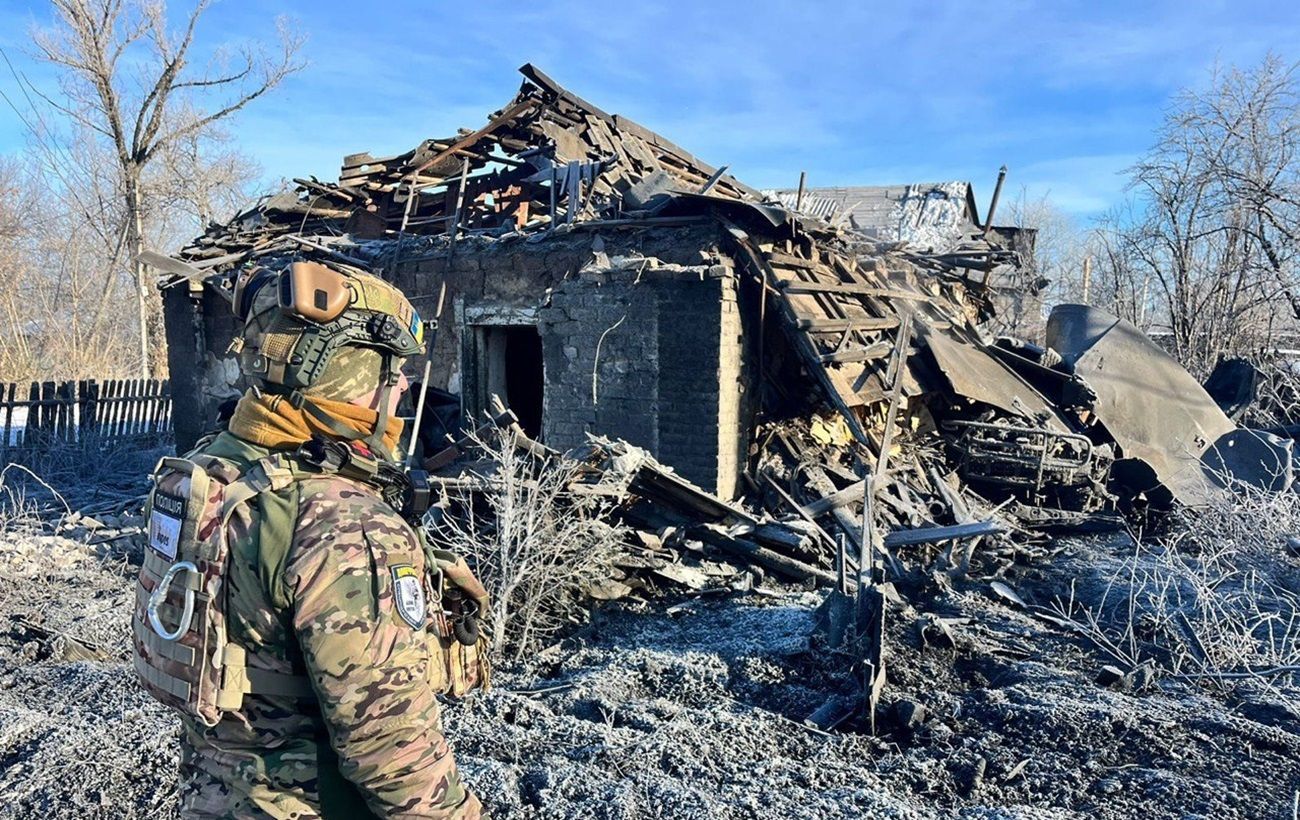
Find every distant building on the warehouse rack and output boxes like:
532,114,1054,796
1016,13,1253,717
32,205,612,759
769,182,1045,338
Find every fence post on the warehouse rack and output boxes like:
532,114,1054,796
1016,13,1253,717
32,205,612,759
0,382,13,461
56,382,75,446
147,379,163,436
158,379,173,440
128,377,142,438
26,382,51,453
80,381,99,449
107,379,123,440
26,383,40,441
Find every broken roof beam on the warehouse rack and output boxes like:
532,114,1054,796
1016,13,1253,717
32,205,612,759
818,343,891,365
780,281,931,301
882,520,1002,548
696,525,836,586
395,97,541,192
518,63,758,202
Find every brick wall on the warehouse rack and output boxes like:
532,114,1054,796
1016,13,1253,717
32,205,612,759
539,263,743,496
166,224,752,497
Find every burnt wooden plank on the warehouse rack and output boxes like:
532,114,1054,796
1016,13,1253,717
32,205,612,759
797,458,866,555
79,381,99,446
818,342,893,365
38,382,55,442
696,525,835,586
802,479,867,517
55,382,74,443
798,317,900,333
883,520,1003,548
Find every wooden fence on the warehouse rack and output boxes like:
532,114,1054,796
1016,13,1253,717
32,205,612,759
0,379,172,460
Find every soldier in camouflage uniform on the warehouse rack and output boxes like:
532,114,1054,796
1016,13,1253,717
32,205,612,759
139,261,485,818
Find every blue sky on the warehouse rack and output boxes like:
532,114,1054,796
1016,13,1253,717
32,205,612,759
2,0,1298,220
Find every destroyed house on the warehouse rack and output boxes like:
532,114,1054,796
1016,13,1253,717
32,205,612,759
769,181,1043,335
768,182,987,247
162,64,1036,504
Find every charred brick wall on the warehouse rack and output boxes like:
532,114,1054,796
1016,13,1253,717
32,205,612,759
165,223,751,497
539,263,744,497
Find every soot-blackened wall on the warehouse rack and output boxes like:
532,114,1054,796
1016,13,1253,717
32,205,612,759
166,223,752,497
538,263,744,497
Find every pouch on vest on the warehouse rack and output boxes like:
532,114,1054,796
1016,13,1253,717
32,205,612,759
423,545,492,698
132,453,303,726
427,607,491,698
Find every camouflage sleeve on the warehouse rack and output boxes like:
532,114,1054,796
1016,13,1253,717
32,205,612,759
284,479,480,819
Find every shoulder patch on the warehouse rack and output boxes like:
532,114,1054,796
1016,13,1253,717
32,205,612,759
391,564,426,628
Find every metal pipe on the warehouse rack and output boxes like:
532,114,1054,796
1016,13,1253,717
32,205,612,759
983,165,1008,234
406,358,433,469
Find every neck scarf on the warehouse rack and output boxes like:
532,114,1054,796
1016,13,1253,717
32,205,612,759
228,389,404,458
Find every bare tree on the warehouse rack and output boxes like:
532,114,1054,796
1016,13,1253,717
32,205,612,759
1005,189,1094,337
0,153,146,381
1103,55,1300,375
28,0,304,376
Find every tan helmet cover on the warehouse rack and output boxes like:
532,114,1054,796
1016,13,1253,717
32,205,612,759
232,261,424,394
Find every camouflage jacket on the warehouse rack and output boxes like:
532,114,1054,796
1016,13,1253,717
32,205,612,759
179,432,480,819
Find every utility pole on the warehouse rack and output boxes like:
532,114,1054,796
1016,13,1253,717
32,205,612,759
1081,255,1092,304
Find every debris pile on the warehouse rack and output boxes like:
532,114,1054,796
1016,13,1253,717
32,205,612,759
157,63,1298,724
177,63,755,266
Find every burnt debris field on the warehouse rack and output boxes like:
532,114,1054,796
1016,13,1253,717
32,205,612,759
1,521,1298,819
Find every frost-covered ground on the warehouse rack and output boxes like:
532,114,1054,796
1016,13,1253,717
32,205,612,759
1,524,1298,819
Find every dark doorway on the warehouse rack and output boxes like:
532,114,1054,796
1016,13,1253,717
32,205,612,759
502,326,544,438
473,323,545,439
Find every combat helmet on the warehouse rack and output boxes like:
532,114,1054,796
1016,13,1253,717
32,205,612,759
231,259,425,457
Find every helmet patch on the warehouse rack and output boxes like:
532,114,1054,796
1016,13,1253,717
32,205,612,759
410,312,424,346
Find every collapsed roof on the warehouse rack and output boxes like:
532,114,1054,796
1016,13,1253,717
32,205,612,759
163,62,1300,727
175,63,1030,465
180,63,758,263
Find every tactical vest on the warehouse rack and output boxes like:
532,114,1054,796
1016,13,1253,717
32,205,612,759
133,445,489,728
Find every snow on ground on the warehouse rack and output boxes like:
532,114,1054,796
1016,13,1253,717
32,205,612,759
0,526,1297,819
3,407,24,446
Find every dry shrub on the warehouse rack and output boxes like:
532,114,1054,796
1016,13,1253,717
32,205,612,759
0,463,68,535
1244,355,1300,429
427,429,627,661
1054,483,1300,690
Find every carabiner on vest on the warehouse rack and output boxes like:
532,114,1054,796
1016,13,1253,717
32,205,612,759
148,560,198,641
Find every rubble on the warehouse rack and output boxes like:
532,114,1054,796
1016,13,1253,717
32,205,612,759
154,63,1299,727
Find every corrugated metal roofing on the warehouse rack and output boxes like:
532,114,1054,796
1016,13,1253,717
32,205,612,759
764,182,977,252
